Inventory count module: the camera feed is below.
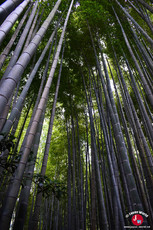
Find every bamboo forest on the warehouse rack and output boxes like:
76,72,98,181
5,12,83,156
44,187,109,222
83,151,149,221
1,0,153,229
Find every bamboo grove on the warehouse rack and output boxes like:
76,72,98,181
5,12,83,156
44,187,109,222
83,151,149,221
0,0,153,229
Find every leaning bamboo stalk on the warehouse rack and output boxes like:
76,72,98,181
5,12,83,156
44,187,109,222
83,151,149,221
0,0,24,25
0,0,62,116
0,0,30,44
2,1,38,79
0,28,57,140
0,4,31,70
